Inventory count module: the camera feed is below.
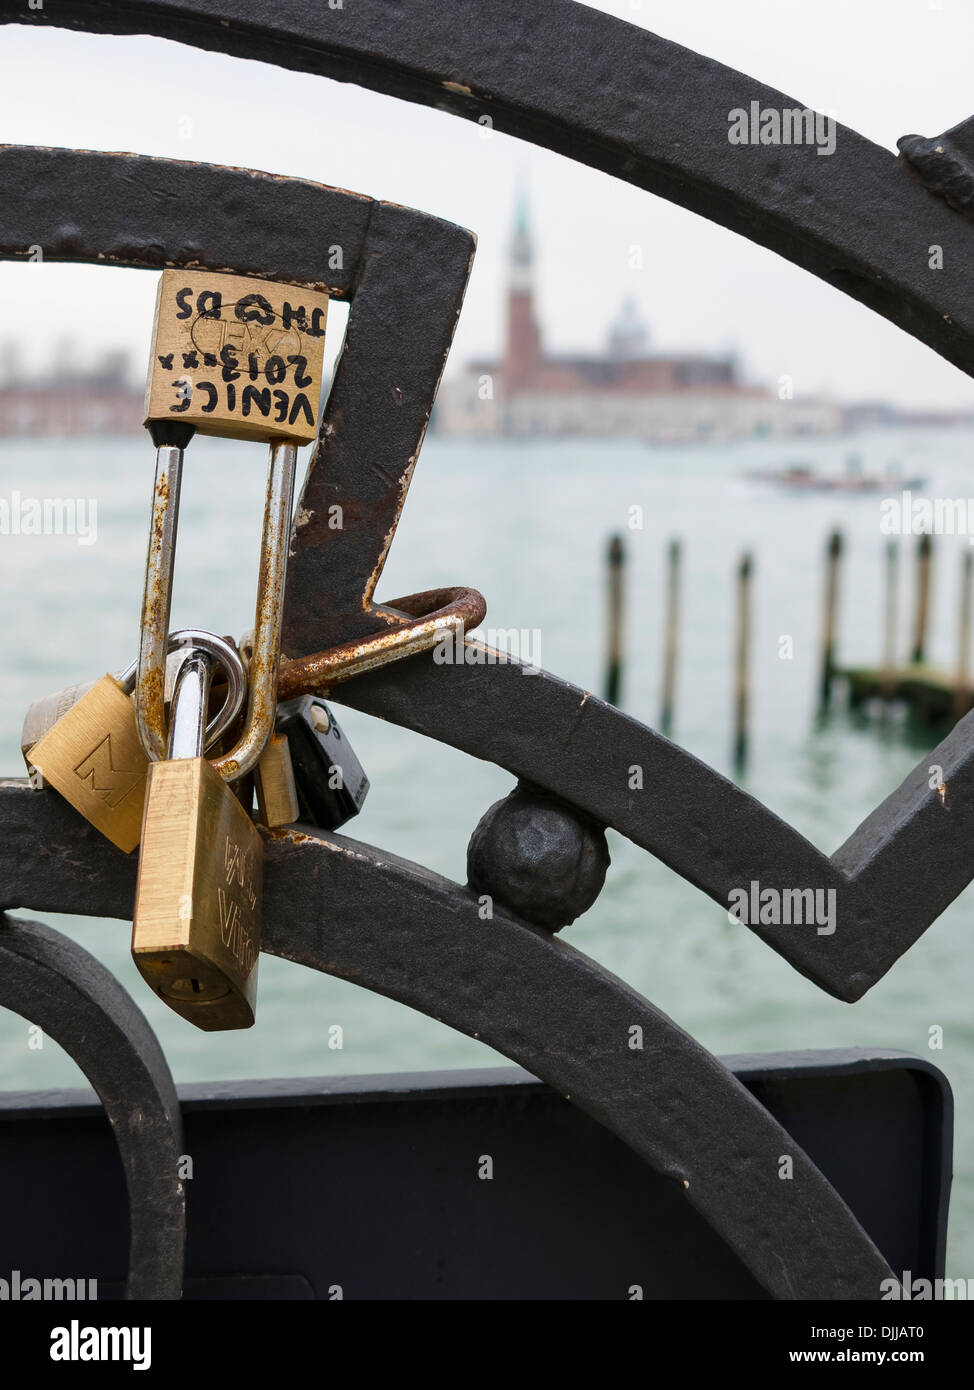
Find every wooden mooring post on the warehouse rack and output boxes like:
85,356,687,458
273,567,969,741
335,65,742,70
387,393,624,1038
604,534,626,707
733,552,753,772
955,549,973,721
837,537,974,726
880,539,899,703
911,533,933,666
818,530,842,709
660,538,681,734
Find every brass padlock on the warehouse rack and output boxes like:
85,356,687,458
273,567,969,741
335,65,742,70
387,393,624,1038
21,679,97,788
138,270,322,782
254,733,300,828
144,269,328,445
24,632,246,853
132,644,263,1031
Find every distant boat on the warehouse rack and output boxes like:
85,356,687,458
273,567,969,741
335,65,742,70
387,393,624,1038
744,461,925,494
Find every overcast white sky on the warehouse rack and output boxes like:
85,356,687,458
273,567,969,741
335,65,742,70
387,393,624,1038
2,1,974,405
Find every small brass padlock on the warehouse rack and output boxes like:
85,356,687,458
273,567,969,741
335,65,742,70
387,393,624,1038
25,670,148,850
254,733,300,828
132,644,263,1031
22,678,100,789
23,633,246,853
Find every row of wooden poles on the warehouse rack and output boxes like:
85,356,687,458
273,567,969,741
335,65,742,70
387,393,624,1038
602,530,974,768
822,530,974,723
605,535,752,768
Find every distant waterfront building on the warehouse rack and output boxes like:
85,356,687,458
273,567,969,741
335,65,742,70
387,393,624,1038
433,194,842,442
0,351,143,437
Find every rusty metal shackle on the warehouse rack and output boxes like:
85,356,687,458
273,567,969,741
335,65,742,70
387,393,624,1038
136,439,297,780
274,585,487,699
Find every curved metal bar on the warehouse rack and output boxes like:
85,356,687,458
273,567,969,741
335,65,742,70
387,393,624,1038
8,0,974,380
322,650,974,1004
7,605,974,1013
260,828,895,1300
0,144,372,293
0,786,895,1300
0,913,185,1299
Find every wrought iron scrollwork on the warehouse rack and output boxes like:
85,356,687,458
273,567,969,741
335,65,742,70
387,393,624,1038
0,0,970,1298
0,914,185,1299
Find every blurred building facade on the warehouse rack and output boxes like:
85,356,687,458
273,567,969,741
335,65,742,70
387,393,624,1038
434,194,841,442
0,347,142,437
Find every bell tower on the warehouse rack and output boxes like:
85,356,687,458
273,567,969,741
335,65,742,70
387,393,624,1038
504,188,541,387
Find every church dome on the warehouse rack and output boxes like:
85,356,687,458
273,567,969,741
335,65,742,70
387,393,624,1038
607,297,649,360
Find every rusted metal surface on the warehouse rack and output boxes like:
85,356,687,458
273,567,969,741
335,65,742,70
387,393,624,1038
282,200,477,651
136,445,183,763
276,585,486,698
0,913,185,1299
0,784,897,1300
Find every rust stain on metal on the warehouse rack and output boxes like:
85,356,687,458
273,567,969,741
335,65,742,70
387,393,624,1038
212,442,296,782
138,469,179,761
362,459,418,611
277,586,487,699
140,664,168,751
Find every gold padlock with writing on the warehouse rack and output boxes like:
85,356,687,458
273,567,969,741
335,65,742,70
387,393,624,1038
144,269,329,445
139,270,320,784
132,645,263,1032
23,634,246,854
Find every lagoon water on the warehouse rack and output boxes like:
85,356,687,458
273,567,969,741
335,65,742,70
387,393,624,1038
1,428,972,1275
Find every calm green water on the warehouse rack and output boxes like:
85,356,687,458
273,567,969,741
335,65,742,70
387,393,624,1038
1,429,972,1275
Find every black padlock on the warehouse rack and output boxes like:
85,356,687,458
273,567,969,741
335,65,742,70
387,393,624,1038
275,696,370,831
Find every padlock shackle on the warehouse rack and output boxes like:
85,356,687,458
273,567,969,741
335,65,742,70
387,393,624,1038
136,444,185,763
274,586,488,698
210,440,297,781
168,648,213,760
136,440,296,778
123,629,246,753
166,631,248,753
